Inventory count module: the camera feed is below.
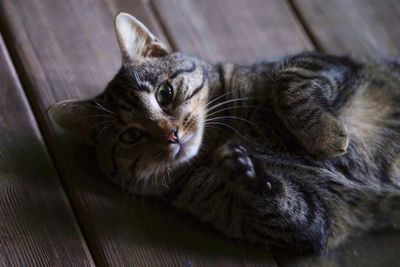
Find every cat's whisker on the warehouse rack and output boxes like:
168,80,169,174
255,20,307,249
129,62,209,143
204,97,254,114
93,98,115,114
84,104,114,115
200,89,238,110
157,163,164,188
79,114,116,120
193,92,250,116
166,165,172,188
200,86,249,112
160,163,168,188
187,97,255,125
205,115,259,129
199,144,209,153
191,97,255,123
148,152,169,190
206,105,271,118
162,162,168,188
205,121,244,138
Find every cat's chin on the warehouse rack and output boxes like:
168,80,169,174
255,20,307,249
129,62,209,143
170,132,202,165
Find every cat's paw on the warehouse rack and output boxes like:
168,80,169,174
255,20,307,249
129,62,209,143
213,144,270,194
306,114,349,159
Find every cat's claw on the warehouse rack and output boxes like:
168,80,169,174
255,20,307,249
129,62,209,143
214,144,267,193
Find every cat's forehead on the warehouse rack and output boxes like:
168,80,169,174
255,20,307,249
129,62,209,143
105,52,204,121
127,52,193,76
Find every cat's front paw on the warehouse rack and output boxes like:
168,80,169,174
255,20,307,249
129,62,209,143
214,143,255,179
306,115,349,159
213,144,270,194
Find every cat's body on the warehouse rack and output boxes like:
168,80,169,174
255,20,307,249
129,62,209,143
50,13,400,254
165,54,400,253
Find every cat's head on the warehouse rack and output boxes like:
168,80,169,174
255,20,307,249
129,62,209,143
49,13,212,195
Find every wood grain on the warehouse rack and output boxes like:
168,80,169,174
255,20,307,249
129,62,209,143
0,35,94,266
0,0,279,266
2,0,399,266
152,0,313,63
291,0,400,56
276,232,400,267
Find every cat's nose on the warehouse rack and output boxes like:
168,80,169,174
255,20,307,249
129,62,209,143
166,128,179,144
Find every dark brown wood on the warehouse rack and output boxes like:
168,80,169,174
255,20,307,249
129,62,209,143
0,35,94,266
3,0,398,265
152,0,313,63
276,232,400,267
0,0,279,266
103,0,169,47
291,0,400,56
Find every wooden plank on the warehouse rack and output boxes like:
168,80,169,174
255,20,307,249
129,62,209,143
0,35,94,266
276,232,400,267
291,0,400,56
0,0,279,266
103,0,169,46
152,0,313,63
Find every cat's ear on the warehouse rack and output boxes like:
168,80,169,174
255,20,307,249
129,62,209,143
115,12,169,63
48,99,99,145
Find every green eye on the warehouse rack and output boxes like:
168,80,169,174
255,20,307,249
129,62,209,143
120,128,143,144
156,82,173,106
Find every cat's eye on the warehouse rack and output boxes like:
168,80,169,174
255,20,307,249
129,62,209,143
120,128,143,144
156,82,173,106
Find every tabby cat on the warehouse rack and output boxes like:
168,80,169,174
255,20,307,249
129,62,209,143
49,13,400,253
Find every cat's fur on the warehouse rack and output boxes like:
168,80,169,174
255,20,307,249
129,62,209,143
49,13,400,253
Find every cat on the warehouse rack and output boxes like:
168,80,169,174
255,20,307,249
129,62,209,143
49,12,400,254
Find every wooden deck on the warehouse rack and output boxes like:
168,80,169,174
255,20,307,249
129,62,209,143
0,0,399,266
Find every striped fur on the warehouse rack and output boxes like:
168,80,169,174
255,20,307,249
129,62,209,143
50,14,400,254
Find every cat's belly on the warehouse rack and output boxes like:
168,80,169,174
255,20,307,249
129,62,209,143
171,167,249,239
338,72,400,186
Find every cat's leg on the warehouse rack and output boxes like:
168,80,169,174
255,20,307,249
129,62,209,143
213,142,330,253
271,53,359,159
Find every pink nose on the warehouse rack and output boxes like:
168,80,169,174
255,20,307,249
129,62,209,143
166,128,179,144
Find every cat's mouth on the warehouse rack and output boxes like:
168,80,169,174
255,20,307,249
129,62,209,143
167,133,199,163
169,143,182,159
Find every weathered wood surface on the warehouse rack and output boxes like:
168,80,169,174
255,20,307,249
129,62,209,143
153,0,313,63
291,0,400,56
1,0,237,266
0,35,94,266
1,0,400,266
0,0,301,266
